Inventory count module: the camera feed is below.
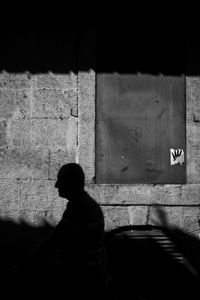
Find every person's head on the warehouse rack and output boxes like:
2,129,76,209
55,163,85,200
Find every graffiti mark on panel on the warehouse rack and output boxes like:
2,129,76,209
128,127,142,143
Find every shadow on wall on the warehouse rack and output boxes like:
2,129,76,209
0,218,200,300
0,7,194,75
0,218,54,270
105,225,200,300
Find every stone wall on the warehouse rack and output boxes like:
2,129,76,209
0,72,200,235
0,72,78,225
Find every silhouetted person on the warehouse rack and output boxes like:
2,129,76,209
9,163,108,298
54,163,108,292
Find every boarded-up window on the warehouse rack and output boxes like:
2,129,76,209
96,74,186,184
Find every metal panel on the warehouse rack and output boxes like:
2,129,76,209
96,74,186,183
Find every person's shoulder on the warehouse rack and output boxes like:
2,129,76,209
83,191,98,206
84,191,103,214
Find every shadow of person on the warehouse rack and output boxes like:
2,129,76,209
151,206,200,299
8,163,108,299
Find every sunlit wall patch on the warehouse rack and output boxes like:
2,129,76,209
170,148,184,166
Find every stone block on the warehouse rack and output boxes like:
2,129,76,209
0,209,19,220
186,77,200,122
31,88,77,119
182,184,200,204
0,89,30,120
0,120,7,148
127,206,149,225
20,179,66,224
18,210,51,226
101,206,130,231
86,184,154,204
0,178,21,211
31,118,77,151
87,184,183,205
186,122,200,183
6,119,32,149
34,73,77,91
0,72,32,90
186,77,200,183
49,149,77,180
0,209,57,226
0,89,16,119
87,184,200,206
78,70,95,183
20,179,58,210
148,205,200,236
102,205,148,231
7,118,78,151
0,148,49,179
153,185,182,204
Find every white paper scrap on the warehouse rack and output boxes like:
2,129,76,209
170,148,184,166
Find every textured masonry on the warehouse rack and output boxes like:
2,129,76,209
0,72,200,234
0,72,78,226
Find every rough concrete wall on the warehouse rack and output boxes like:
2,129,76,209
0,72,200,235
0,72,78,225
